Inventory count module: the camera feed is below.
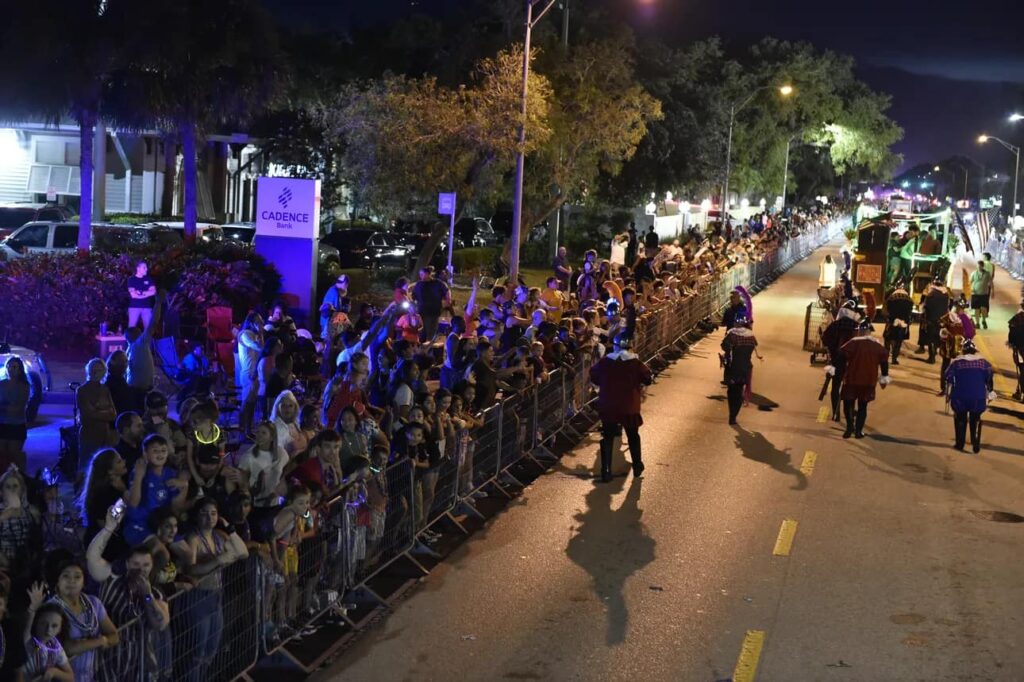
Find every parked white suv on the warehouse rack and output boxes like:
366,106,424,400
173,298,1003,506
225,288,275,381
0,221,131,258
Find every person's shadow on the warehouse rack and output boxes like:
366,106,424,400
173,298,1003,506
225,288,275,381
566,477,656,645
733,426,808,490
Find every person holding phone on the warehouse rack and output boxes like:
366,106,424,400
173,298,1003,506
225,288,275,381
395,301,423,345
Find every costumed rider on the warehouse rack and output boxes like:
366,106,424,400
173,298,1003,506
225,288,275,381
721,314,762,425
588,331,653,483
837,318,891,439
944,339,994,453
821,300,861,421
883,280,913,365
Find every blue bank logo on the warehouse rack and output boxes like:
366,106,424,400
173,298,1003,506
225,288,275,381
278,187,294,209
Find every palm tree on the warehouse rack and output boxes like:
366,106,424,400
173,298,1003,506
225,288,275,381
114,0,286,243
1,0,116,253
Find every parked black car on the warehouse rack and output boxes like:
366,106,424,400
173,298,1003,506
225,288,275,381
389,232,465,270
321,228,411,268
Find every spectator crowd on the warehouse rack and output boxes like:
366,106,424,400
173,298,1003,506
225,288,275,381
0,206,843,680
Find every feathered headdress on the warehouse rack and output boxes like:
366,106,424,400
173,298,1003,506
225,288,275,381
734,286,753,322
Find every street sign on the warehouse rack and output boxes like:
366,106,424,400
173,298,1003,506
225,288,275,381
255,177,320,240
438,192,456,216
438,192,457,274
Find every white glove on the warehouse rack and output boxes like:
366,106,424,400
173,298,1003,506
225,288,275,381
825,365,836,376
879,375,892,387
987,391,997,401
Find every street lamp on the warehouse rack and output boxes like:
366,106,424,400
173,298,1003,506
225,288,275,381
512,0,654,281
1010,113,1024,122
722,84,793,224
977,133,1021,223
508,0,562,284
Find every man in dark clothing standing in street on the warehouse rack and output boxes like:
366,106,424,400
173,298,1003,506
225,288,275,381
626,222,639,266
644,224,659,250
919,276,950,362
552,246,572,292
822,301,861,421
589,332,653,482
837,320,891,439
883,281,913,365
412,266,451,343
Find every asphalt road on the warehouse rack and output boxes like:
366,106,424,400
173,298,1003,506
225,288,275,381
317,242,1024,682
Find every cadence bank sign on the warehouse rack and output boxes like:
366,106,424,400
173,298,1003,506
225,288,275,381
255,177,320,240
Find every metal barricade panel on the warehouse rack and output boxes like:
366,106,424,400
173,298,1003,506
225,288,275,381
462,404,502,497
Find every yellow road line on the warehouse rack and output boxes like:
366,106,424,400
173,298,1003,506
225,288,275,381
972,333,1014,395
733,629,766,682
800,451,817,476
816,406,829,423
772,519,799,557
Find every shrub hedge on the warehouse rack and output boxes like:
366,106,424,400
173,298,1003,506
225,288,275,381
0,244,281,350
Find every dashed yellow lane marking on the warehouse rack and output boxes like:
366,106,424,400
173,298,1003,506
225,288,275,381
800,451,818,476
772,519,799,557
816,406,829,423
733,629,766,682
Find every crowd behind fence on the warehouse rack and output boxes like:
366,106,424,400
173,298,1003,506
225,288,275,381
986,235,1024,282
95,216,848,680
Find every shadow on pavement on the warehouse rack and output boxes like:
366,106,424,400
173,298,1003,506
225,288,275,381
566,477,655,646
732,426,807,490
748,393,779,411
868,432,1024,457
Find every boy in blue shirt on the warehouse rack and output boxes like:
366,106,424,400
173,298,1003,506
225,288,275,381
124,434,189,545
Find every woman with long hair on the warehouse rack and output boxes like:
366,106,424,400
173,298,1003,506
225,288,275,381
76,448,127,545
237,312,264,435
257,336,284,422
0,356,32,470
388,360,420,423
180,497,248,681
0,466,41,581
76,359,118,470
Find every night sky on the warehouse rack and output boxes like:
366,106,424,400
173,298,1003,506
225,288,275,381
266,0,1024,174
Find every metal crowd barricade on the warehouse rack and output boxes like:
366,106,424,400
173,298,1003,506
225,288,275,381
100,614,146,682
422,435,462,529
167,556,258,682
463,404,502,498
355,458,416,584
497,389,528,474
534,368,565,453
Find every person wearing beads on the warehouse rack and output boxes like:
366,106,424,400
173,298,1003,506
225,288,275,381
45,551,119,682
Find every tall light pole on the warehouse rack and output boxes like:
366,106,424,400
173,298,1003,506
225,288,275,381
781,128,818,211
978,134,1020,224
722,84,793,224
509,0,560,284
